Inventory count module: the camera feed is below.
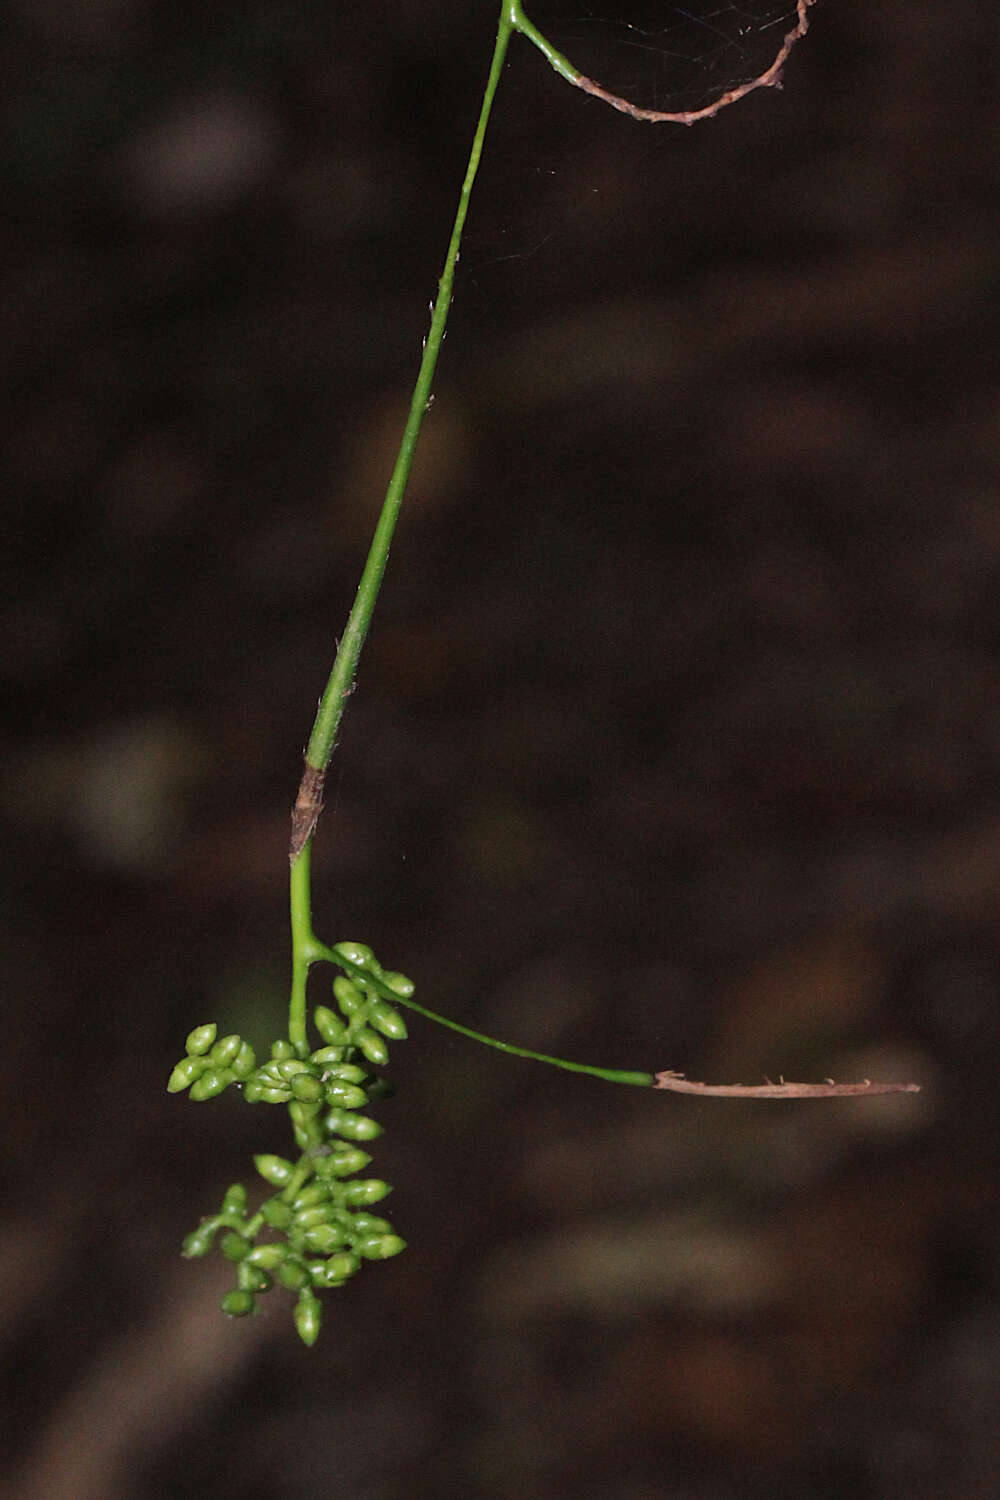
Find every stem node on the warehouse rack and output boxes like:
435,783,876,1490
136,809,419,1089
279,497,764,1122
290,763,326,863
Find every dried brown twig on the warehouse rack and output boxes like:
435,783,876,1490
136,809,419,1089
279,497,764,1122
571,0,817,126
655,1070,920,1099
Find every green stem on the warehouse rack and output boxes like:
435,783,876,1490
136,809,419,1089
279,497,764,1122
508,0,580,86
289,843,323,1052
280,1155,318,1202
313,941,654,1087
284,5,660,1077
287,5,516,1044
388,992,654,1087
303,7,516,779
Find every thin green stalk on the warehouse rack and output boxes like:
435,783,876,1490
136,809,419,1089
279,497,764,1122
285,0,664,1077
508,0,579,86
289,842,325,1052
311,939,655,1087
379,993,655,1087
287,5,515,1042
302,7,515,781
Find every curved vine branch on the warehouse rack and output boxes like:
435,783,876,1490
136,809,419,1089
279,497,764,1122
514,0,818,126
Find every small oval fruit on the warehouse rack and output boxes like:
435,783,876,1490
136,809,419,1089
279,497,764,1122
254,1153,294,1187
185,1023,217,1056
221,1288,255,1318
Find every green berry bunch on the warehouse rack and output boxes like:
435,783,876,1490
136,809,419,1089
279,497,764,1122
169,943,411,1345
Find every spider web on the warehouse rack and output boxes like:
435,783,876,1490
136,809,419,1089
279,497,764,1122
463,0,812,282
538,0,811,117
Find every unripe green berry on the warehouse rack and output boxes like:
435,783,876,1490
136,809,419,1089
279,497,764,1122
355,1232,406,1260
335,941,375,970
310,1045,349,1066
270,1039,296,1060
324,1081,369,1110
231,1040,257,1078
316,1147,372,1178
348,1213,392,1235
367,999,408,1040
273,1058,311,1080
319,1062,370,1084
291,1183,331,1211
237,1260,272,1292
220,1231,251,1262
257,1085,292,1104
306,1260,335,1288
341,1178,391,1206
221,1288,255,1318
364,1077,395,1102
254,1153,294,1187
291,1073,324,1103
292,1204,338,1231
313,1006,349,1045
309,1260,345,1288
189,1067,232,1101
261,1198,294,1229
277,1258,310,1291
381,971,414,999
185,1023,217,1056
324,1108,382,1142
209,1033,243,1067
353,1027,389,1067
294,1289,322,1347
256,1061,287,1084
241,1079,264,1103
167,1055,204,1093
246,1243,288,1270
320,1251,361,1283
333,976,365,1015
221,1183,248,1215
181,1226,215,1258
302,1223,347,1254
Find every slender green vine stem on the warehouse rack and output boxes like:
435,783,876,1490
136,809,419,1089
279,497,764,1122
309,938,655,1087
508,0,579,87
289,842,326,1053
301,8,515,786
287,0,581,868
285,1,573,1039
285,4,517,1049
364,992,655,1088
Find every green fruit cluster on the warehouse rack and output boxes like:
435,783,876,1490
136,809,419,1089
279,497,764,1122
170,943,411,1345
167,1023,257,1100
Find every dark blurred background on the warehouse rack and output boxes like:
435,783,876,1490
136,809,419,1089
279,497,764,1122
3,1,999,1495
